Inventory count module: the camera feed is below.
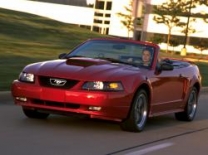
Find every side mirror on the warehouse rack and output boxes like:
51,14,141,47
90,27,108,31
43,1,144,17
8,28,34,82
155,62,173,74
58,53,67,59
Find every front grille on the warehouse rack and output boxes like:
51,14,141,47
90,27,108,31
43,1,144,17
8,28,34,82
39,76,79,89
32,99,80,109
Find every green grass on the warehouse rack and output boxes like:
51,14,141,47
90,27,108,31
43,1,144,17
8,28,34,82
196,62,208,87
0,8,107,91
0,8,207,91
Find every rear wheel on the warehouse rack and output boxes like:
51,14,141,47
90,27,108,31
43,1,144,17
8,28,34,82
22,107,50,119
175,87,198,121
120,89,148,132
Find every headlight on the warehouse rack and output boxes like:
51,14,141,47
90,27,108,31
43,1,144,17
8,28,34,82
19,72,35,83
82,81,124,91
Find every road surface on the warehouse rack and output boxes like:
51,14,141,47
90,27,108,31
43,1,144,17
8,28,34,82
0,92,208,155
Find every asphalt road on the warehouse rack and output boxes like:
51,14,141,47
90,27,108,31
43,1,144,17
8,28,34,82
0,91,208,155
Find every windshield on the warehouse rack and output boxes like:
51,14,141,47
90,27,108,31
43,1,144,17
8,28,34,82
67,40,155,68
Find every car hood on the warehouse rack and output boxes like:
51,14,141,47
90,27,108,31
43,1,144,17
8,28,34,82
24,58,141,80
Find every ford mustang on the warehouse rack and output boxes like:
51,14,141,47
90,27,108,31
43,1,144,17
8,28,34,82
11,38,202,132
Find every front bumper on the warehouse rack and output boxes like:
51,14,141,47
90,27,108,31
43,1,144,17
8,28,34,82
11,80,132,121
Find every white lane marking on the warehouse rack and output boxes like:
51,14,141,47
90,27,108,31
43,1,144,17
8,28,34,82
125,142,174,155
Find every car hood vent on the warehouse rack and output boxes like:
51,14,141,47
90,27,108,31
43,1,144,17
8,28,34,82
66,58,108,67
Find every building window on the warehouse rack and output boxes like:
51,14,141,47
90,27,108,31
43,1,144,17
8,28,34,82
106,2,112,10
104,21,110,24
105,14,111,17
95,12,103,17
92,26,100,32
94,19,103,24
95,1,105,9
106,28,109,34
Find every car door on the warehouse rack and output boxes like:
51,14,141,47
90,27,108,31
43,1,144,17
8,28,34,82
149,65,187,115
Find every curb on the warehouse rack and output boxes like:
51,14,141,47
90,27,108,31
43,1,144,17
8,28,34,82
1,88,208,103
201,87,208,94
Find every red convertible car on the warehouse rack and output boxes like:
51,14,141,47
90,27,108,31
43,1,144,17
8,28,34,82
11,38,202,132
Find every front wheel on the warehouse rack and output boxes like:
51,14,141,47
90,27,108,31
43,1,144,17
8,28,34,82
22,107,50,119
120,89,148,132
175,87,198,121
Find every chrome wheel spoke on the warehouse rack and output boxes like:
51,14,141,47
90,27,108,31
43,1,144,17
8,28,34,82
135,94,147,127
188,91,197,117
135,100,143,120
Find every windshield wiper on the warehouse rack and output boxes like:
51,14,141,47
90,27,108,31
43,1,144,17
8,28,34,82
66,55,86,59
59,54,86,59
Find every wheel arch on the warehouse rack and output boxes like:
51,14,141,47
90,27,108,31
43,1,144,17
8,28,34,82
138,83,151,113
127,83,151,118
193,82,201,102
193,82,201,96
191,66,202,95
121,83,151,132
137,83,151,101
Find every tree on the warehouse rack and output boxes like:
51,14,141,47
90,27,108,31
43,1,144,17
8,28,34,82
149,34,164,44
169,36,182,54
180,0,198,49
117,0,134,38
153,0,208,54
117,0,143,39
193,12,208,23
175,0,208,49
197,0,208,23
153,0,186,52
193,38,208,57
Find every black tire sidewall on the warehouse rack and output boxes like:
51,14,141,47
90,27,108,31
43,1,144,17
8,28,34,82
129,89,148,131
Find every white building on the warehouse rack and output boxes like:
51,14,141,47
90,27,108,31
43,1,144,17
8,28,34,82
0,0,208,54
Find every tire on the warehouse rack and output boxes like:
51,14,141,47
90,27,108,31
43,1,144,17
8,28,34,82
120,89,148,132
22,107,50,119
175,87,198,121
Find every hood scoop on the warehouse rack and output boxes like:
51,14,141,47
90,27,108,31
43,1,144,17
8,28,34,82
66,58,107,67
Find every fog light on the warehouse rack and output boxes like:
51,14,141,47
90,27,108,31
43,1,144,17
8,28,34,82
16,97,27,102
89,106,102,111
